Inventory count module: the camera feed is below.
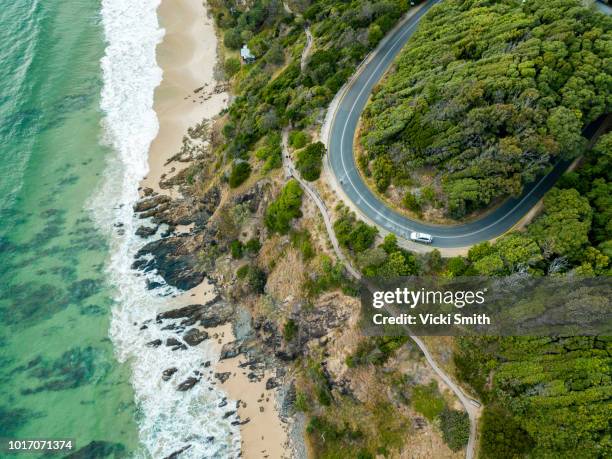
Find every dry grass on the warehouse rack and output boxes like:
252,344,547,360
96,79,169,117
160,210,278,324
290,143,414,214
265,246,306,302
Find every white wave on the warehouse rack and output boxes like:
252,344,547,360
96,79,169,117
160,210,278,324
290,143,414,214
90,0,240,457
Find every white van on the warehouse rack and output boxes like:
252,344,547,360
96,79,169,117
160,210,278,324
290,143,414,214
410,232,433,244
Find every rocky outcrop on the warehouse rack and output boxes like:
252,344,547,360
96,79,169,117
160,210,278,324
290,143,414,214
162,367,178,381
219,341,244,360
177,376,200,391
183,328,209,346
156,297,233,328
132,235,206,290
136,225,158,238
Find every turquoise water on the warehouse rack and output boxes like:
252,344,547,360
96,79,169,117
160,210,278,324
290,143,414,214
0,0,140,455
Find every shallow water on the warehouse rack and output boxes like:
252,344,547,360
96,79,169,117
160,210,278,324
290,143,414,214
0,0,140,454
0,1,240,457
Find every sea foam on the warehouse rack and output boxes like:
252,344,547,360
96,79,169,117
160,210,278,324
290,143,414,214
91,0,240,457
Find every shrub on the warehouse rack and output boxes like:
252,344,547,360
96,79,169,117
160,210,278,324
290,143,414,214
403,191,421,213
230,240,244,259
246,266,267,294
289,130,310,149
245,238,261,254
236,264,249,279
224,57,241,77
283,319,298,341
223,28,242,49
229,162,251,188
290,230,315,260
295,142,326,181
440,409,470,451
265,179,303,234
411,382,446,421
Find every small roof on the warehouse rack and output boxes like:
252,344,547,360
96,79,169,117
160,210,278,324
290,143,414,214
240,44,255,60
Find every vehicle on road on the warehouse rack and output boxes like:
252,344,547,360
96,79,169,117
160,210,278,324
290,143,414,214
410,232,433,244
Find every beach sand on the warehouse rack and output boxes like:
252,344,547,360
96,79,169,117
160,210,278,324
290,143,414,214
144,0,228,194
148,1,289,456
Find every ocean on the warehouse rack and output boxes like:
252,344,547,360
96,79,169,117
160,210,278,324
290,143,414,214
0,0,238,457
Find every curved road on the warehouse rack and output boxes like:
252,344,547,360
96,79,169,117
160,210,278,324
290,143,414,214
327,0,610,248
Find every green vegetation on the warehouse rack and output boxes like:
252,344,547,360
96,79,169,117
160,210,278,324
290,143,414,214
265,179,303,234
224,57,241,77
283,319,298,342
295,141,326,181
244,237,262,254
411,381,445,421
211,0,411,163
228,161,251,188
439,409,470,452
455,336,611,458
345,336,409,368
361,0,611,218
333,205,378,254
303,255,357,298
254,133,282,172
290,229,315,260
289,130,310,149
230,239,244,258
355,234,419,278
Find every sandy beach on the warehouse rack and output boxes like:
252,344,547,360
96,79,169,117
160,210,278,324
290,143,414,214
143,0,228,193
146,1,289,456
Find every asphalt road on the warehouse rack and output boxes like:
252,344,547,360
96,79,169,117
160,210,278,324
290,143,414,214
328,0,610,248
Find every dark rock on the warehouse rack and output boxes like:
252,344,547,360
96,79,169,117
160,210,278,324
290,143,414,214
135,225,158,238
215,372,231,384
146,339,162,348
183,328,209,346
203,361,211,368
163,444,191,459
156,298,233,329
218,398,228,408
231,417,250,426
223,410,236,419
265,377,279,390
206,436,215,443
166,338,182,347
177,377,199,391
162,367,178,381
132,236,205,291
145,279,164,290
220,341,243,360
133,195,170,213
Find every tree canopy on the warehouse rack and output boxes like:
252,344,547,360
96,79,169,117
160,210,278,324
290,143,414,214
360,0,611,218
265,179,304,234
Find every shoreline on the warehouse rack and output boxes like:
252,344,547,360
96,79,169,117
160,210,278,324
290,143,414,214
144,1,289,457
143,0,228,195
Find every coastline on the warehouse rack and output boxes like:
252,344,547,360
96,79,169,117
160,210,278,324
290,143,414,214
144,0,228,194
144,1,289,457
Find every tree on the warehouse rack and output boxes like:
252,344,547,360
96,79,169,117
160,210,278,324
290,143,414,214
528,188,592,260
402,191,421,213
289,130,310,149
372,155,393,192
265,179,303,234
229,161,251,188
224,28,242,49
296,142,326,181
368,23,383,46
224,57,241,77
359,0,610,218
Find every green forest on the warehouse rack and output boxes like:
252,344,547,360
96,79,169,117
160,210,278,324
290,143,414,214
211,0,412,164
360,0,611,218
207,1,611,457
